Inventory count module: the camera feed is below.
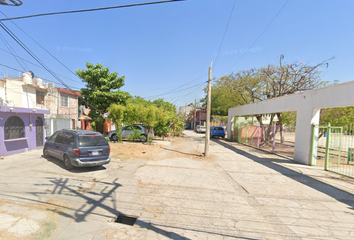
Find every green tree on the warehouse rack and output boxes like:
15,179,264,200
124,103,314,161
320,107,354,127
76,63,130,132
108,97,184,140
204,55,334,144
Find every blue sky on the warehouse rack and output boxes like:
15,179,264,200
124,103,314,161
0,0,353,108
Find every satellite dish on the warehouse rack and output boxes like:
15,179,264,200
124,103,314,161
0,0,23,6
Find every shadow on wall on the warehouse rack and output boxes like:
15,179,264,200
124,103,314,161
5,139,29,152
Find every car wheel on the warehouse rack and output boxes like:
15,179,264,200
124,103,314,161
64,155,74,170
111,134,118,142
140,134,147,142
43,147,50,157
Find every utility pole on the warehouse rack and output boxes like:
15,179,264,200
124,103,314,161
204,60,212,157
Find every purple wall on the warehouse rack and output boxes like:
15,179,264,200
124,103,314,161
0,106,50,157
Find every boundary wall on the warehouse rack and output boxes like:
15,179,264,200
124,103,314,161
227,81,354,165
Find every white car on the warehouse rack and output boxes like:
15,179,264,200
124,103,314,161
196,125,206,133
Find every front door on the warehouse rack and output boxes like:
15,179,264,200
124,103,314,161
36,117,44,147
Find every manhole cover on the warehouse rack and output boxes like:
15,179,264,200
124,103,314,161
114,214,137,226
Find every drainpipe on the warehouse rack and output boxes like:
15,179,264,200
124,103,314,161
57,89,59,115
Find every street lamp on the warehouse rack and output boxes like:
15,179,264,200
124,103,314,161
0,0,23,6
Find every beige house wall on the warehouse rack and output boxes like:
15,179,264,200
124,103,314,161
0,80,5,101
5,78,23,107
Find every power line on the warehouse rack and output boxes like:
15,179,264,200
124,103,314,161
0,31,28,71
0,47,83,84
0,22,100,113
225,0,290,74
0,10,78,78
171,87,204,105
0,0,187,22
213,0,237,70
144,80,206,99
0,62,81,89
142,73,207,100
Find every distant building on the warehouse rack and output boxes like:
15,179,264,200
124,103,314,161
178,103,194,115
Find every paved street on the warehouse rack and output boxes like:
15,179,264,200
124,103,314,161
0,130,354,239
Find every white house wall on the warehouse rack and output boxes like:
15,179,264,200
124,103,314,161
228,80,354,165
21,85,37,108
0,81,5,100
6,79,23,107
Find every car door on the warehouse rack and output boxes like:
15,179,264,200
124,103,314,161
46,132,58,156
121,126,133,139
53,132,71,160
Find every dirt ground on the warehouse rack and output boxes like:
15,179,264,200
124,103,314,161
109,136,204,161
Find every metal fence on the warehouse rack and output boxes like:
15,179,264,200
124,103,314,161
311,124,354,178
233,123,295,158
45,118,71,137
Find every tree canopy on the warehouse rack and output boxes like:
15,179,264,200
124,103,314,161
76,63,130,129
204,55,334,144
108,98,184,139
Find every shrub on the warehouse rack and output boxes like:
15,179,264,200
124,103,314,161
127,129,141,142
116,131,123,143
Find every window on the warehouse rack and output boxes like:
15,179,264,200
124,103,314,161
4,116,25,140
36,91,45,105
61,95,69,107
79,135,108,147
55,133,64,144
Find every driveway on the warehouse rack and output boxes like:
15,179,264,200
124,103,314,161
0,130,354,239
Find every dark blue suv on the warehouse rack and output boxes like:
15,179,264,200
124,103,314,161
43,129,111,169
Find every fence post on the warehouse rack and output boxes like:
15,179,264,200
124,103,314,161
325,123,331,171
272,123,276,153
257,123,260,148
246,122,249,144
310,124,316,166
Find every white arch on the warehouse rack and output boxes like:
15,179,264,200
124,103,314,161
227,80,354,164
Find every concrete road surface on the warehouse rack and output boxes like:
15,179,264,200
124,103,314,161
0,130,354,239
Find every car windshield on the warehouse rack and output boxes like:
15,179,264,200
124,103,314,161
214,127,224,130
79,135,108,147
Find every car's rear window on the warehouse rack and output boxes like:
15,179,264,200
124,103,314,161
214,127,224,130
79,135,108,147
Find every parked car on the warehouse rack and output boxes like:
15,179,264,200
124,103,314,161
107,124,154,142
43,129,111,170
210,126,225,138
196,125,206,133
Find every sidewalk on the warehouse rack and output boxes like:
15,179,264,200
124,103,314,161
0,132,353,239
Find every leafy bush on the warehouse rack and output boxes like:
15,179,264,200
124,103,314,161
127,129,142,142
115,131,123,143
169,116,185,137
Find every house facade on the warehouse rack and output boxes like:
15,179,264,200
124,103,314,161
45,84,80,136
0,73,50,156
190,109,207,130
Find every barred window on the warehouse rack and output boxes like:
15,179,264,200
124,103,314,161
36,91,45,104
61,95,69,107
4,116,25,140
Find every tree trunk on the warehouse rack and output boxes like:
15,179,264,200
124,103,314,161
277,113,285,143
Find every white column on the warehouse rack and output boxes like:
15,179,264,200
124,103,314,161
294,108,320,165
